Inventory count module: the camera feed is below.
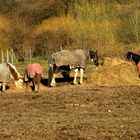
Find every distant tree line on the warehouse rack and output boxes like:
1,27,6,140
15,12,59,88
0,0,140,61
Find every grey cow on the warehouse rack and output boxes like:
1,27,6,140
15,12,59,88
48,49,99,87
0,63,23,91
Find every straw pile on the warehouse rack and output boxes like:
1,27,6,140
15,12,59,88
89,57,140,86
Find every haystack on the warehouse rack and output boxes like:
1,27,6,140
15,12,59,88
89,57,140,86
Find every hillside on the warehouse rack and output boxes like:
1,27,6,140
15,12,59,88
0,0,140,62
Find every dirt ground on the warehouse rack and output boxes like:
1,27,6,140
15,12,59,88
0,82,140,140
0,57,140,140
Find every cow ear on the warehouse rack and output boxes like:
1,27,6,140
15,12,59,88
128,51,132,54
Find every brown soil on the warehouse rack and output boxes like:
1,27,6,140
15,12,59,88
0,58,140,140
0,84,140,140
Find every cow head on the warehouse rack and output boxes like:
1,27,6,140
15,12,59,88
89,50,99,66
14,76,24,89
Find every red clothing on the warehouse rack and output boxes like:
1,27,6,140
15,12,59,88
137,62,140,74
25,63,42,78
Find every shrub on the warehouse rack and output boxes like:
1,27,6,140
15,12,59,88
116,2,140,45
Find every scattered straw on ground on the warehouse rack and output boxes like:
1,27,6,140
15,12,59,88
89,57,140,86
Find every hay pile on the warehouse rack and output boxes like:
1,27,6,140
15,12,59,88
89,57,140,86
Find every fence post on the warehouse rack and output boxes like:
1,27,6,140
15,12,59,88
29,47,32,63
11,49,14,64
1,50,4,63
59,46,63,51
7,49,9,62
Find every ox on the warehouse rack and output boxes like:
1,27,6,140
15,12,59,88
48,49,99,87
24,63,42,92
0,62,23,92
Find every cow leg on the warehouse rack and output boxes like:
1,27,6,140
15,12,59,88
79,68,84,85
25,81,30,89
24,74,31,89
50,74,56,87
2,82,6,92
48,66,53,87
48,64,58,87
0,83,2,92
73,68,78,85
60,65,71,78
26,77,33,90
48,66,57,87
31,80,35,92
33,73,41,92
36,74,41,91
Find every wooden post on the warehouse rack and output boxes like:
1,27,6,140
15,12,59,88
7,49,9,62
24,48,27,64
29,47,32,63
1,50,4,63
11,49,14,64
59,46,63,51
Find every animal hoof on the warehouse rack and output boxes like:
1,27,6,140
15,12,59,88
50,83,56,87
73,82,77,85
31,86,35,92
79,82,83,85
